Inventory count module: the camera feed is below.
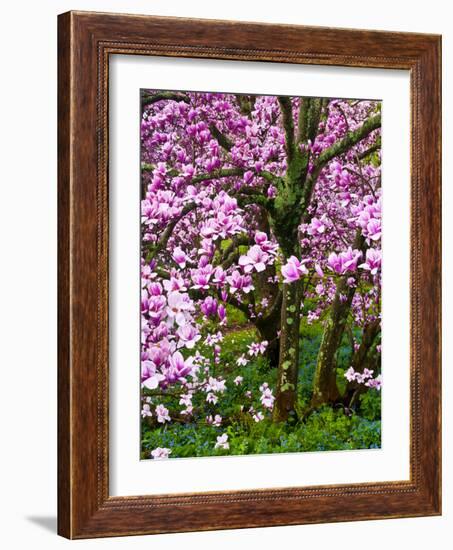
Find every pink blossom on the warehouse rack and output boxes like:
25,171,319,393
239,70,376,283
307,217,326,235
327,247,362,275
247,341,268,356
281,256,309,283
214,434,229,450
155,404,171,423
239,245,269,273
200,296,218,317
218,304,227,323
359,248,381,275
172,246,188,268
191,265,213,290
176,324,201,349
253,411,264,422
166,291,194,326
164,351,194,384
151,447,171,459
179,393,192,407
226,270,254,294
206,393,218,404
366,374,382,390
236,355,248,367
260,387,275,409
141,404,152,418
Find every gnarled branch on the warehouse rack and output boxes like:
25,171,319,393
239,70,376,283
141,91,190,107
143,202,198,261
301,113,381,211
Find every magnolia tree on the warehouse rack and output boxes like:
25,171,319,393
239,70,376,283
140,90,382,429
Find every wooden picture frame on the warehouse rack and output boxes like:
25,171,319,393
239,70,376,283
58,10,441,539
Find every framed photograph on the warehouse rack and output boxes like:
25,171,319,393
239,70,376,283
58,11,441,539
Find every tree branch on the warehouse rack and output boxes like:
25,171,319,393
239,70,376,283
278,96,295,164
301,113,381,210
141,91,190,107
209,123,234,152
192,167,244,184
297,98,310,144
313,114,381,176
143,202,198,260
358,136,381,160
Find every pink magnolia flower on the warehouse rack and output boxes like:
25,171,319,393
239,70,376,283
267,185,277,198
206,376,226,393
142,369,165,390
166,351,194,382
248,341,268,356
260,387,275,409
226,270,254,294
213,266,226,284
176,324,201,349
163,274,187,292
254,231,278,255
206,414,222,426
150,447,171,459
307,217,326,235
344,367,357,382
327,247,362,275
281,256,308,283
204,332,223,346
141,404,152,418
359,248,381,275
147,281,163,296
179,393,192,407
366,374,382,390
218,304,227,323
206,393,218,404
172,246,188,268
253,411,264,422
191,265,213,290
200,296,218,317
166,291,194,327
155,404,171,423
366,218,381,241
214,434,229,450
239,245,269,273
144,294,167,324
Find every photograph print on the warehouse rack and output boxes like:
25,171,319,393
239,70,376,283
140,90,382,460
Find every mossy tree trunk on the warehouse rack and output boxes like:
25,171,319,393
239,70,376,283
255,291,282,368
311,233,366,408
273,281,302,421
310,277,356,408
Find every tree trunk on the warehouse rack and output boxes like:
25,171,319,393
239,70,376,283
310,277,356,408
345,320,381,408
273,281,302,422
255,290,282,368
